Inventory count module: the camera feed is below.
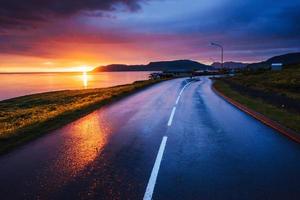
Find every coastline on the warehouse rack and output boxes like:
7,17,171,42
0,79,164,155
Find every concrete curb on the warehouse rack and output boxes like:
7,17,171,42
212,83,300,144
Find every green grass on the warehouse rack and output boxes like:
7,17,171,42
229,64,300,100
214,80,300,133
0,79,162,154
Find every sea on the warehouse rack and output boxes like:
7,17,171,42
0,72,153,101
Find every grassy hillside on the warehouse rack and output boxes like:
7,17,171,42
0,79,161,154
231,64,300,99
214,64,300,133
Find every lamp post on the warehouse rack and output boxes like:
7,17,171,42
210,42,224,68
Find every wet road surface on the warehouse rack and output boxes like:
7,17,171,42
1,77,300,200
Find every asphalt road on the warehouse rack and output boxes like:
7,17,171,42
1,77,300,200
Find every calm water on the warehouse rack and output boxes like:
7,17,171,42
0,72,152,101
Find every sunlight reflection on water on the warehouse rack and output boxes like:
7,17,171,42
82,71,88,88
0,72,152,100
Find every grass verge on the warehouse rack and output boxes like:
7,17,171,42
0,79,163,155
213,80,300,134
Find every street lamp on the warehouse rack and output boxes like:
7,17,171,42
210,42,224,68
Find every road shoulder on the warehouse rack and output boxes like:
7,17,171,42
212,80,300,143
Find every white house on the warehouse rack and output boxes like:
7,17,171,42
271,63,283,71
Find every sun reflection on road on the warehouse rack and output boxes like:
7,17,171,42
36,111,112,195
66,112,108,169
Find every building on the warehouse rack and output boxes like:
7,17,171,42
271,63,283,71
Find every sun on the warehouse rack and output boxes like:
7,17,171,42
79,66,88,72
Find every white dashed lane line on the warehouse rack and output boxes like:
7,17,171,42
167,107,176,126
143,80,193,200
143,136,168,200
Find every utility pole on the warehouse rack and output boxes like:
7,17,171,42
210,42,224,68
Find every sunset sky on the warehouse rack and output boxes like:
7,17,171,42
1,0,300,72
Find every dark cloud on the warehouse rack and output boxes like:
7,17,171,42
176,0,300,56
0,0,299,66
0,0,143,29
196,1,300,38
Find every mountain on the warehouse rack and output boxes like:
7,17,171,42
211,61,248,69
93,60,211,72
266,52,300,64
93,64,144,72
247,52,300,70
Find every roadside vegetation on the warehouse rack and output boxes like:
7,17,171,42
213,64,300,133
0,79,162,154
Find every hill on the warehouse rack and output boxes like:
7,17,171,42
247,52,300,70
211,61,248,69
93,60,211,72
93,64,144,72
266,52,300,64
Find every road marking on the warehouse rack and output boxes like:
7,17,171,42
179,81,191,96
179,86,184,95
167,107,176,126
179,88,184,96
143,136,168,200
175,95,181,105
143,80,193,199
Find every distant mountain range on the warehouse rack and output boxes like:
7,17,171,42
93,60,212,72
93,53,300,72
211,61,249,69
247,52,300,70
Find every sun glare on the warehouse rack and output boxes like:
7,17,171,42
79,66,88,72
67,65,94,73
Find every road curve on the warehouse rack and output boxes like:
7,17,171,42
1,77,300,200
